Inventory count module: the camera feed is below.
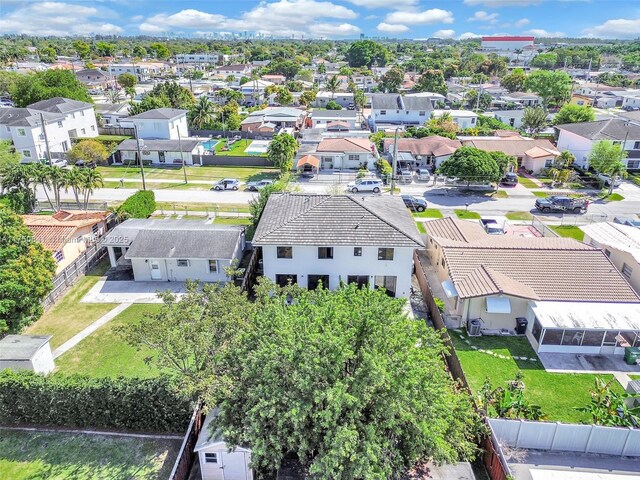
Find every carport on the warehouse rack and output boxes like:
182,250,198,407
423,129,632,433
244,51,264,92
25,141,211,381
296,154,319,173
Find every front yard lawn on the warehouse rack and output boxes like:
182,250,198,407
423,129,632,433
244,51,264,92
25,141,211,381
492,190,508,198
455,209,482,220
505,211,533,221
602,193,625,201
155,201,251,214
518,176,539,188
0,429,180,480
25,258,116,349
550,225,585,242
97,165,278,183
413,208,443,219
55,304,163,378
416,222,426,234
449,332,623,423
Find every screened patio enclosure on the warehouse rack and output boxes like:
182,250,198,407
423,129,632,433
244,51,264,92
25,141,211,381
527,301,640,355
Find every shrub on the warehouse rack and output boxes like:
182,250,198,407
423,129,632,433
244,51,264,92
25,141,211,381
326,100,342,110
0,371,193,432
374,157,392,176
117,190,156,219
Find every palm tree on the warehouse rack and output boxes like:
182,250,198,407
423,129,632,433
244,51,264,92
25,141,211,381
521,107,549,135
30,163,55,211
63,167,84,209
605,161,628,196
326,75,341,99
45,164,66,211
80,169,104,209
188,96,216,130
106,89,125,104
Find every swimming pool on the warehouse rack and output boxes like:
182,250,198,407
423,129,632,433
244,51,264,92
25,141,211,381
201,140,218,151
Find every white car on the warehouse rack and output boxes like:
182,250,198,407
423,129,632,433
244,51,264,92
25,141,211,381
51,158,68,167
347,179,383,193
597,173,622,187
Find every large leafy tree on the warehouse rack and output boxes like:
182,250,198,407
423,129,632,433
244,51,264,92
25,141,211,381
524,70,572,107
588,141,628,195
12,69,91,107
345,40,389,68
415,69,447,95
129,81,195,115
554,103,596,125
215,282,479,478
267,133,298,172
521,106,549,134
0,207,56,333
0,140,20,171
380,67,404,93
117,73,137,90
437,146,501,186
266,58,301,80
501,68,526,93
67,140,109,166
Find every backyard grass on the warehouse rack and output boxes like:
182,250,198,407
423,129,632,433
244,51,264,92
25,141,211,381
449,331,623,423
416,222,426,233
455,209,482,220
155,201,251,214
55,304,163,378
602,193,625,202
94,134,132,142
213,216,252,226
413,208,443,219
550,225,585,242
518,176,539,189
0,429,180,480
505,211,533,221
97,165,278,183
215,138,267,157
492,190,508,198
25,259,116,349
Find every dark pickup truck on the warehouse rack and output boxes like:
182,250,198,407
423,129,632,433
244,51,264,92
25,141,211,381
535,196,589,214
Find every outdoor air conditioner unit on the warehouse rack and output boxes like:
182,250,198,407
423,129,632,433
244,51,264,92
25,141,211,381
467,319,481,337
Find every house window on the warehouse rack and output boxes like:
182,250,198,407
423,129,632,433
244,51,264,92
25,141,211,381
275,274,297,287
177,259,190,267
374,275,397,297
92,224,99,235
380,110,386,115
91,125,96,131
308,274,330,290
318,247,333,259
604,249,611,257
378,248,394,261
622,263,633,279
634,141,640,150
54,250,65,263
509,118,515,127
347,275,369,289
277,246,293,259
62,141,69,152
545,158,553,168
208,260,218,273
204,453,218,463
627,160,640,169
57,121,63,127
348,154,359,162
419,111,426,116
353,247,362,257
17,128,26,136
22,150,32,158
471,117,476,124
531,318,543,343
81,128,86,135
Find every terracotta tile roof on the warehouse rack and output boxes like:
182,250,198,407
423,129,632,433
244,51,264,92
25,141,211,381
26,225,76,251
524,145,558,158
316,137,372,153
461,138,560,158
51,210,109,222
424,217,640,303
21,211,108,251
384,136,461,158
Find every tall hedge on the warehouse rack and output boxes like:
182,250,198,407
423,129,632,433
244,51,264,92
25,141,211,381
0,371,192,433
117,190,156,219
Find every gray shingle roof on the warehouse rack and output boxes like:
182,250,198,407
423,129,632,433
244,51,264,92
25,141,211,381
401,96,436,111
556,118,640,141
27,97,93,114
128,108,187,120
371,94,403,110
117,138,201,152
253,193,424,247
0,335,52,361
0,108,64,127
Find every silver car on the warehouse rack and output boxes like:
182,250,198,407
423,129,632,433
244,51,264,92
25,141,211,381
347,179,383,193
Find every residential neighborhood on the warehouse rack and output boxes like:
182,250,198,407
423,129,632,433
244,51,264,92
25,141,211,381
1,2,640,479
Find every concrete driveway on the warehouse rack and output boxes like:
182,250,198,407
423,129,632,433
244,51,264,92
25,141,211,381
81,277,188,304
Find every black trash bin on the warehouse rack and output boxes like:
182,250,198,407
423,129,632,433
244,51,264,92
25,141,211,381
515,317,528,335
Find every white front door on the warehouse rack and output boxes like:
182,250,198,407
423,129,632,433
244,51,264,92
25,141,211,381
149,260,161,280
220,452,247,480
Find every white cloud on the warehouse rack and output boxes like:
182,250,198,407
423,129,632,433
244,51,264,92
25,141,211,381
313,23,362,36
527,28,566,37
464,0,540,6
140,9,226,30
344,0,417,7
514,18,530,27
433,29,456,39
459,32,482,39
385,8,453,25
583,18,640,39
0,1,123,36
377,22,409,33
468,11,499,23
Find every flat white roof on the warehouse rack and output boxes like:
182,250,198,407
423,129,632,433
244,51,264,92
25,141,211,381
531,470,636,480
531,301,640,331
432,109,478,118
580,222,640,263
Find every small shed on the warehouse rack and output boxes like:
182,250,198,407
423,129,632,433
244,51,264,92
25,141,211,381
0,335,55,374
194,411,253,480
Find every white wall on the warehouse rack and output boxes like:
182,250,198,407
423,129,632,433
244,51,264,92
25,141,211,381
131,255,238,282
311,117,357,129
198,447,253,480
62,106,99,138
133,115,188,140
371,109,430,129
583,236,640,295
120,146,201,165
317,152,375,170
314,93,354,108
493,112,523,129
261,244,415,297
556,129,594,168
8,122,71,161
464,295,530,330
0,344,54,375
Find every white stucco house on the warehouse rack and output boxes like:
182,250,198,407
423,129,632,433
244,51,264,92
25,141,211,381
314,91,354,108
556,119,640,170
128,108,189,140
315,137,377,170
102,219,246,283
27,97,98,139
194,411,253,480
0,335,55,375
96,103,131,127
253,194,424,298
432,109,478,129
309,110,358,129
492,109,526,129
499,92,542,107
116,138,204,165
369,94,439,131
421,217,640,356
0,108,70,161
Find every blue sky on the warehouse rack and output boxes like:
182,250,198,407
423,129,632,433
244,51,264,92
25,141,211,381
1,0,639,40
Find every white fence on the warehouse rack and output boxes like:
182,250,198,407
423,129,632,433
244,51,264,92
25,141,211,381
490,418,640,457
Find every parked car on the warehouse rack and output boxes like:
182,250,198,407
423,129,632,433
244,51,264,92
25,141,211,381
347,178,383,193
401,195,428,212
398,169,414,184
480,218,505,235
212,179,240,191
415,168,431,182
347,103,355,110
51,158,68,167
246,179,274,191
535,195,589,214
597,173,622,187
74,160,96,169
500,172,518,187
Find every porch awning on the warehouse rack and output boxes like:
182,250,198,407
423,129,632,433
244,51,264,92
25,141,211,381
296,155,319,169
486,297,511,314
441,280,458,298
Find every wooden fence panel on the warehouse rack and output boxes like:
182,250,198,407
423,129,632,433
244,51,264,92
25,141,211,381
169,402,206,480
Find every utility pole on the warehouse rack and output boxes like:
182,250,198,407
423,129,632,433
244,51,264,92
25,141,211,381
39,113,52,166
177,126,188,184
134,124,146,190
390,127,399,195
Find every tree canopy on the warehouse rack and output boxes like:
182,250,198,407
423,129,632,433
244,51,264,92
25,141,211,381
380,67,404,93
12,69,91,107
415,69,447,96
129,81,195,116
554,103,596,125
521,106,549,134
524,70,572,107
67,140,109,166
345,40,389,68
267,133,298,172
438,146,502,186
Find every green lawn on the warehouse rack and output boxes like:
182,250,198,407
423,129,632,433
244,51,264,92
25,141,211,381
506,211,533,221
97,165,278,183
413,208,443,219
55,304,163,378
416,222,426,233
94,134,132,142
102,180,208,191
0,429,180,480
155,201,251,214
550,225,585,242
215,138,266,157
455,209,482,220
518,176,540,188
493,190,508,198
25,259,116,349
449,331,623,423
532,191,549,198
602,193,625,202
214,216,252,226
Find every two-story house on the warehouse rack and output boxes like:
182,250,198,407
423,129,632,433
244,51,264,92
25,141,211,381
556,119,640,171
128,108,189,140
369,94,439,131
253,194,424,298
431,109,479,129
27,97,98,140
315,137,377,170
75,69,110,90
314,92,354,108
